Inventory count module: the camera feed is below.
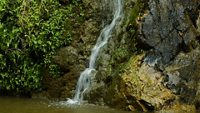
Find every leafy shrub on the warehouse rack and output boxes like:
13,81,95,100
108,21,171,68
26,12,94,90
0,0,84,93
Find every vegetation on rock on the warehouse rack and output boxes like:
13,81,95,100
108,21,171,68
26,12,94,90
0,0,85,93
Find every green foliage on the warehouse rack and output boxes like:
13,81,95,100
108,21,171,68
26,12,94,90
126,0,146,41
113,47,129,63
128,0,145,26
0,0,84,93
126,0,146,53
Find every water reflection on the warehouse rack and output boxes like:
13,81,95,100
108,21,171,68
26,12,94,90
0,97,136,113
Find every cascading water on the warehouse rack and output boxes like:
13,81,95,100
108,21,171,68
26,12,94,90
67,0,123,104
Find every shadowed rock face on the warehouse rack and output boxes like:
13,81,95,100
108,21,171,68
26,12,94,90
141,0,200,65
163,49,200,103
140,0,200,103
134,0,200,111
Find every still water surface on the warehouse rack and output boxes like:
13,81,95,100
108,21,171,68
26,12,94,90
0,96,137,113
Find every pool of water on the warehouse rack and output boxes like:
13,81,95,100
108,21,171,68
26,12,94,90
0,96,137,113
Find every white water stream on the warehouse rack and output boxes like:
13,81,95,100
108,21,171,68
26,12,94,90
67,0,123,104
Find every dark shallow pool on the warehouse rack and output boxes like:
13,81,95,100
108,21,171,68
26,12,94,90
0,96,138,113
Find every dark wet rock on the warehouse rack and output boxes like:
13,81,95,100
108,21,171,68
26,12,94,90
141,0,200,65
53,46,79,71
138,0,200,110
163,49,200,103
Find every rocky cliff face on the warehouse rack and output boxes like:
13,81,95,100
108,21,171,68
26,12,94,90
85,0,200,112
139,0,200,111
40,0,200,112
141,0,200,65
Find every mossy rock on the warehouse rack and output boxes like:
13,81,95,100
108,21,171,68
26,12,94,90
105,53,175,111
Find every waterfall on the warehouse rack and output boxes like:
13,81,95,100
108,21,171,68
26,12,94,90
67,0,123,104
